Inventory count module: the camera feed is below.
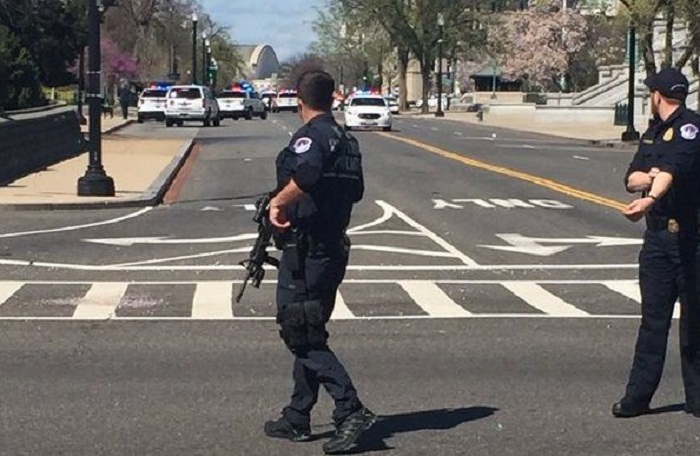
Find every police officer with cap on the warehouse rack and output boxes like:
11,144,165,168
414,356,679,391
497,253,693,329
263,70,376,453
615,67,700,418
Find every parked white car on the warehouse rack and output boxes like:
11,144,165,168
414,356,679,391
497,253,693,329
344,95,392,131
217,90,267,120
164,85,220,127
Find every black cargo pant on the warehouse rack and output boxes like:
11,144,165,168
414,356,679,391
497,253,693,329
276,235,362,428
624,224,700,408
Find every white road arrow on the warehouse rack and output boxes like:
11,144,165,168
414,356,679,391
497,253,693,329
479,234,642,257
84,233,258,246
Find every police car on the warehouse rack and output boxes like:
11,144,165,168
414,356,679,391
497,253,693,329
164,85,220,127
344,94,392,131
276,89,298,113
384,95,400,114
217,83,267,120
137,85,169,122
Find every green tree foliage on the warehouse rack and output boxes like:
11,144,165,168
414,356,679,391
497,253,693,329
0,24,45,110
0,0,83,88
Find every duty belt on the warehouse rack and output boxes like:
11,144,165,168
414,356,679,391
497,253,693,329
645,215,680,233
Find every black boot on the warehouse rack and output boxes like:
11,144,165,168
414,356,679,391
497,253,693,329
612,399,650,418
323,408,377,455
263,416,311,442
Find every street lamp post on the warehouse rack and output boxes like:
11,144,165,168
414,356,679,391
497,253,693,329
202,34,209,85
491,61,498,99
77,45,87,125
621,24,640,142
78,0,115,197
436,13,445,118
206,42,212,86
191,13,198,84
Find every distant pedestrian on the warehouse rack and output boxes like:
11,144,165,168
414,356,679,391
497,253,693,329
118,80,130,119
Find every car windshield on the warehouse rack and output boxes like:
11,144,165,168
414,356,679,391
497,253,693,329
351,97,386,107
217,92,246,99
141,90,167,98
169,88,201,99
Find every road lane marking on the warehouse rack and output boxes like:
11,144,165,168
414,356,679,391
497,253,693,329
0,207,153,239
331,292,354,320
377,133,626,211
399,280,471,317
0,259,638,271
376,200,479,266
191,282,233,319
603,280,640,301
0,279,657,320
604,280,680,319
0,282,23,307
502,281,589,317
72,283,126,319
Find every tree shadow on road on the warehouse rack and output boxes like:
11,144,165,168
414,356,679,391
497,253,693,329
329,406,498,454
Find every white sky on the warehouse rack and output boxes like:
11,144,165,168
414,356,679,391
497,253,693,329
200,0,326,61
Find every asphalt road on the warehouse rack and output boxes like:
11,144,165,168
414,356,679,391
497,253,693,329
0,112,697,455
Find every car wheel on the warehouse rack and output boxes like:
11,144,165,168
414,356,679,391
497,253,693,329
383,126,392,132
137,116,144,124
261,110,268,120
245,108,253,120
165,119,173,127
292,107,298,114
177,120,184,127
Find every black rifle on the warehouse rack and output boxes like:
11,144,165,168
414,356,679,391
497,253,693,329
235,195,280,303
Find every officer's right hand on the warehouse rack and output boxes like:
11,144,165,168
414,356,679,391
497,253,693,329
627,171,653,192
269,204,291,230
622,197,653,222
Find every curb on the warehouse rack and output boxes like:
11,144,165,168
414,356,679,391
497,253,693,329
103,119,136,135
0,139,196,211
404,112,637,150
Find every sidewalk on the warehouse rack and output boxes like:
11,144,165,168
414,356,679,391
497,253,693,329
404,110,644,146
0,115,194,210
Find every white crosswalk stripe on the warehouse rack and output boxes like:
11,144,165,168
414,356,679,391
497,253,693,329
0,279,672,321
399,280,472,317
331,291,354,320
501,281,589,317
191,282,233,319
73,282,126,319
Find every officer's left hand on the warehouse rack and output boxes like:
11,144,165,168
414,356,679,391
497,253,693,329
622,197,654,222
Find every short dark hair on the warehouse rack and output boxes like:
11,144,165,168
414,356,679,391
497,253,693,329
296,70,334,111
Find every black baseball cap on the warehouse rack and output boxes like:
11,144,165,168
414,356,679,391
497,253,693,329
644,67,689,101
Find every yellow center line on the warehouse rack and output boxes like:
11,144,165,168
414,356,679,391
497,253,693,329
377,132,627,212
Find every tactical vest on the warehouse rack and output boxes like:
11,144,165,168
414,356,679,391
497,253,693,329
323,124,364,203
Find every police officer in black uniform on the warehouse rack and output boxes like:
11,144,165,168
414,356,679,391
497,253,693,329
614,67,700,418
263,70,376,454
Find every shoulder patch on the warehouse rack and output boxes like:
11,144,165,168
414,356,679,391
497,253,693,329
680,123,699,140
292,137,313,154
